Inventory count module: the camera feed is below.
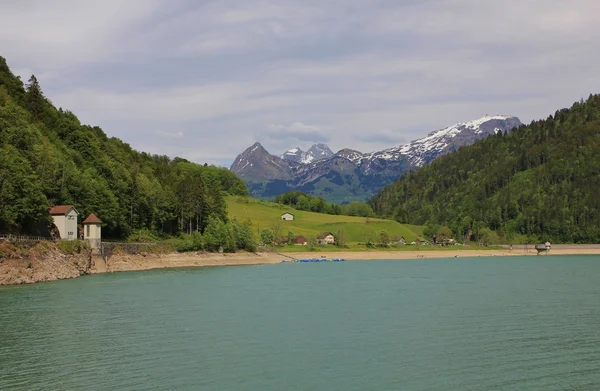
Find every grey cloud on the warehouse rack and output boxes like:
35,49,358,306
358,129,407,145
258,122,330,152
156,130,184,139
1,0,599,166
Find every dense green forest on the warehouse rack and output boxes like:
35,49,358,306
0,56,248,240
273,191,375,217
370,95,600,243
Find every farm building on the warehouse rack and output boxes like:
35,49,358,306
317,232,335,245
281,212,294,220
293,236,307,245
49,205,79,241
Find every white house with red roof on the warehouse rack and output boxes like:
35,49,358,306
83,213,102,249
49,205,79,240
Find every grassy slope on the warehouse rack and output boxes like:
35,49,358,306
227,196,423,246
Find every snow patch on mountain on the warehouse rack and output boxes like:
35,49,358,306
363,115,522,167
280,143,334,164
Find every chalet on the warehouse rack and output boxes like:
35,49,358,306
49,205,79,241
317,232,335,245
392,236,406,245
281,212,294,221
294,236,307,245
434,234,456,246
83,213,102,250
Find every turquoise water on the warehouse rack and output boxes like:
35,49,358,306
1,256,600,390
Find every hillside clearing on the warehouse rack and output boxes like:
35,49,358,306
226,196,423,245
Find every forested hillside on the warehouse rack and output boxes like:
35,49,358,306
0,56,247,238
370,95,600,243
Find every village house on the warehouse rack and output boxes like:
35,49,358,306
49,205,79,241
280,212,294,221
293,235,307,245
392,236,407,245
83,213,102,250
434,234,457,246
316,232,335,245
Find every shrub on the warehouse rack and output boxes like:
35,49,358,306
57,240,90,255
128,229,161,242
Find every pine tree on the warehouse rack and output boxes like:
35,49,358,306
25,75,45,120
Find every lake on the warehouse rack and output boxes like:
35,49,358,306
1,256,600,390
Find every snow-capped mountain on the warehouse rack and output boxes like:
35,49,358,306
280,147,303,163
231,115,522,201
280,143,334,164
361,115,522,168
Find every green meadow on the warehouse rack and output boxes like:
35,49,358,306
226,196,423,247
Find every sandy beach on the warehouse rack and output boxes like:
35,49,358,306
94,246,600,274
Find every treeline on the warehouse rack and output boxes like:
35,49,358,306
370,94,600,243
0,56,248,239
130,217,256,252
273,191,375,217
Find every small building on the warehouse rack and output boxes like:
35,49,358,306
83,213,102,250
317,232,335,245
49,205,79,241
294,236,307,245
281,212,294,221
392,236,407,245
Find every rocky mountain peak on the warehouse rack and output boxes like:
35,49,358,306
280,143,334,164
280,146,304,163
303,143,334,164
230,142,293,180
335,148,365,163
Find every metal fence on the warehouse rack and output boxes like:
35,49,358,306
0,234,53,242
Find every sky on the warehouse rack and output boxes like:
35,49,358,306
2,0,600,166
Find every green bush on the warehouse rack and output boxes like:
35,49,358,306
127,229,161,242
57,240,90,254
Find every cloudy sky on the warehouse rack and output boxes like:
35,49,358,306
2,0,599,166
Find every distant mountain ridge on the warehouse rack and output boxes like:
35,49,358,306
231,115,522,202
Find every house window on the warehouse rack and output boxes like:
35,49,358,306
86,225,90,237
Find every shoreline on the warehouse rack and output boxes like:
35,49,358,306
96,247,600,273
2,248,599,286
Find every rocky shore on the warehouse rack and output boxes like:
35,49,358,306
0,250,92,285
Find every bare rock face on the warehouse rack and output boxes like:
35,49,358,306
0,242,92,285
230,142,297,181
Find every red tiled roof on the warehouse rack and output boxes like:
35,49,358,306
82,213,102,224
49,205,76,215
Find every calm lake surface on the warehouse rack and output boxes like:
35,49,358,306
1,256,600,390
